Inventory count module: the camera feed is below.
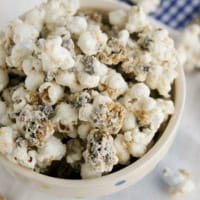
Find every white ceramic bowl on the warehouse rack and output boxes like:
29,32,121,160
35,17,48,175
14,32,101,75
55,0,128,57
0,0,185,199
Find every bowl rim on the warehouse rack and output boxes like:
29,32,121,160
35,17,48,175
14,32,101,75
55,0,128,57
0,0,186,187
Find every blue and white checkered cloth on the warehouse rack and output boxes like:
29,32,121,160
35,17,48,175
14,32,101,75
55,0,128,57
121,0,200,29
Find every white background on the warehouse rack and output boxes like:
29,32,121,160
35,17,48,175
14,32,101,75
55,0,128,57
0,72,199,200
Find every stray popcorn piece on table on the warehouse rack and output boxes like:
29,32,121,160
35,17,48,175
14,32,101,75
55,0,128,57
82,129,118,179
162,168,195,196
37,136,66,168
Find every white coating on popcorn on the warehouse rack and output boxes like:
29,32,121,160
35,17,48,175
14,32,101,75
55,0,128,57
0,0,177,179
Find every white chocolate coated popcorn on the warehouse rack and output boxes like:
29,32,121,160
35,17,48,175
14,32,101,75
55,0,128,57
53,103,78,138
114,134,130,165
8,137,37,169
37,136,66,168
39,37,75,72
12,19,39,43
81,163,102,179
100,69,128,99
66,16,88,36
82,129,118,177
39,82,64,105
163,168,195,196
126,6,148,33
0,0,177,179
17,106,54,148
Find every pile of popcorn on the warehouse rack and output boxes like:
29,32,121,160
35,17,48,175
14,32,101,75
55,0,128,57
0,0,178,179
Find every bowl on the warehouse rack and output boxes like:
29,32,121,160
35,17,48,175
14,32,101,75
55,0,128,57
0,0,185,199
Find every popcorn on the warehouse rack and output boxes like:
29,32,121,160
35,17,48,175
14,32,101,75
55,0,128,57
81,163,102,179
60,0,80,16
0,0,177,179
82,129,118,177
118,30,130,46
99,69,128,99
66,16,88,36
74,90,92,108
122,111,137,131
12,19,39,43
39,37,75,72
6,41,36,70
37,136,66,168
53,103,78,138
109,10,128,28
162,168,195,196
121,28,178,97
43,0,79,27
78,92,125,135
0,127,15,155
91,58,108,80
124,128,154,157
126,6,148,33
91,96,125,135
78,31,98,55
55,70,83,92
22,57,43,75
78,26,107,55
78,103,93,122
39,82,64,105
120,83,173,134
98,37,126,65
25,71,44,91
24,7,45,32
17,107,54,148
77,70,100,89
77,122,91,140
114,134,130,165
43,0,65,26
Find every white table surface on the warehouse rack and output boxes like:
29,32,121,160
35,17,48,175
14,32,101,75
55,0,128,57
0,73,199,200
